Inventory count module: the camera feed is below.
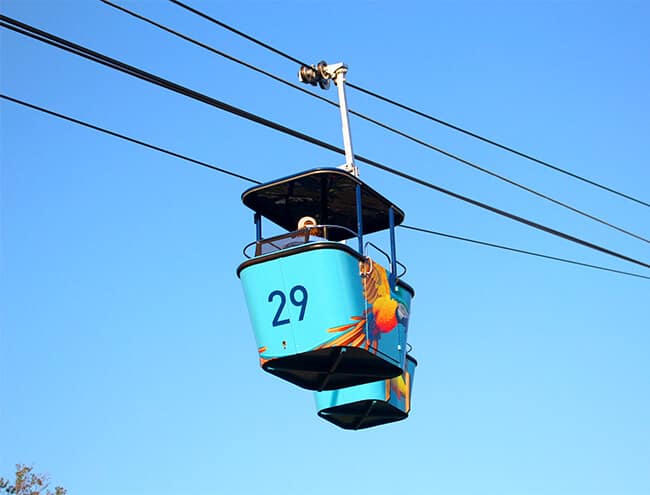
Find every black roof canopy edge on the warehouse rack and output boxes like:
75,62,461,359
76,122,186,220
240,168,405,239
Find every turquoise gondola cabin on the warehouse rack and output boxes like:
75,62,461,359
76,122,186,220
237,168,416,394
315,354,417,430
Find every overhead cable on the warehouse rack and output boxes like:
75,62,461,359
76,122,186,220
348,83,650,208
101,0,649,244
169,0,310,67
4,92,648,282
100,1,333,107
2,15,648,270
0,94,650,280
0,94,260,184
400,225,650,281
168,0,650,209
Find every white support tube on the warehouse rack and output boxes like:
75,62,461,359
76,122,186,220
332,68,358,177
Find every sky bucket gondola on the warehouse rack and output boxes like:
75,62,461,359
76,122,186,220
237,168,415,391
315,354,417,430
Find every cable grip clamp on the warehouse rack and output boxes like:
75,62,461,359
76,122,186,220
298,61,332,90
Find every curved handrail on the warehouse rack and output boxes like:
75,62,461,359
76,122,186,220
364,241,408,279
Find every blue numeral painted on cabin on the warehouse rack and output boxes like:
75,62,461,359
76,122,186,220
290,285,308,321
268,290,290,327
268,285,308,326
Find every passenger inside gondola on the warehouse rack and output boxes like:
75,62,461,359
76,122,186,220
297,216,325,240
254,216,328,255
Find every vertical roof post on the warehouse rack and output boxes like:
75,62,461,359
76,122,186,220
389,206,397,288
355,183,364,254
254,212,262,241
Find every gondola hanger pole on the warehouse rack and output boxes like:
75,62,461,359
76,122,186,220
299,61,358,177
332,64,356,176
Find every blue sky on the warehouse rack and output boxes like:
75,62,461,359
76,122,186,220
1,1,649,494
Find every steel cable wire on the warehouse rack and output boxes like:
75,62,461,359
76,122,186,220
2,15,648,270
101,0,650,244
3,92,648,281
167,0,650,209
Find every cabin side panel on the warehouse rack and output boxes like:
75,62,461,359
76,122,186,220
239,248,366,365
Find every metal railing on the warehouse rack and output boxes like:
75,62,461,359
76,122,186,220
364,241,408,279
242,224,358,259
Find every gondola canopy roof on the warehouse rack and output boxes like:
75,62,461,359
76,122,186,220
241,168,404,241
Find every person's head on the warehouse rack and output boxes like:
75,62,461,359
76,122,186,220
297,216,317,230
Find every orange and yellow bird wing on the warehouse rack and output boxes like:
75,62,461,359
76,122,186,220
362,259,391,305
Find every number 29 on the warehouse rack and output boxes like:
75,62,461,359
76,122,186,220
268,285,308,327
